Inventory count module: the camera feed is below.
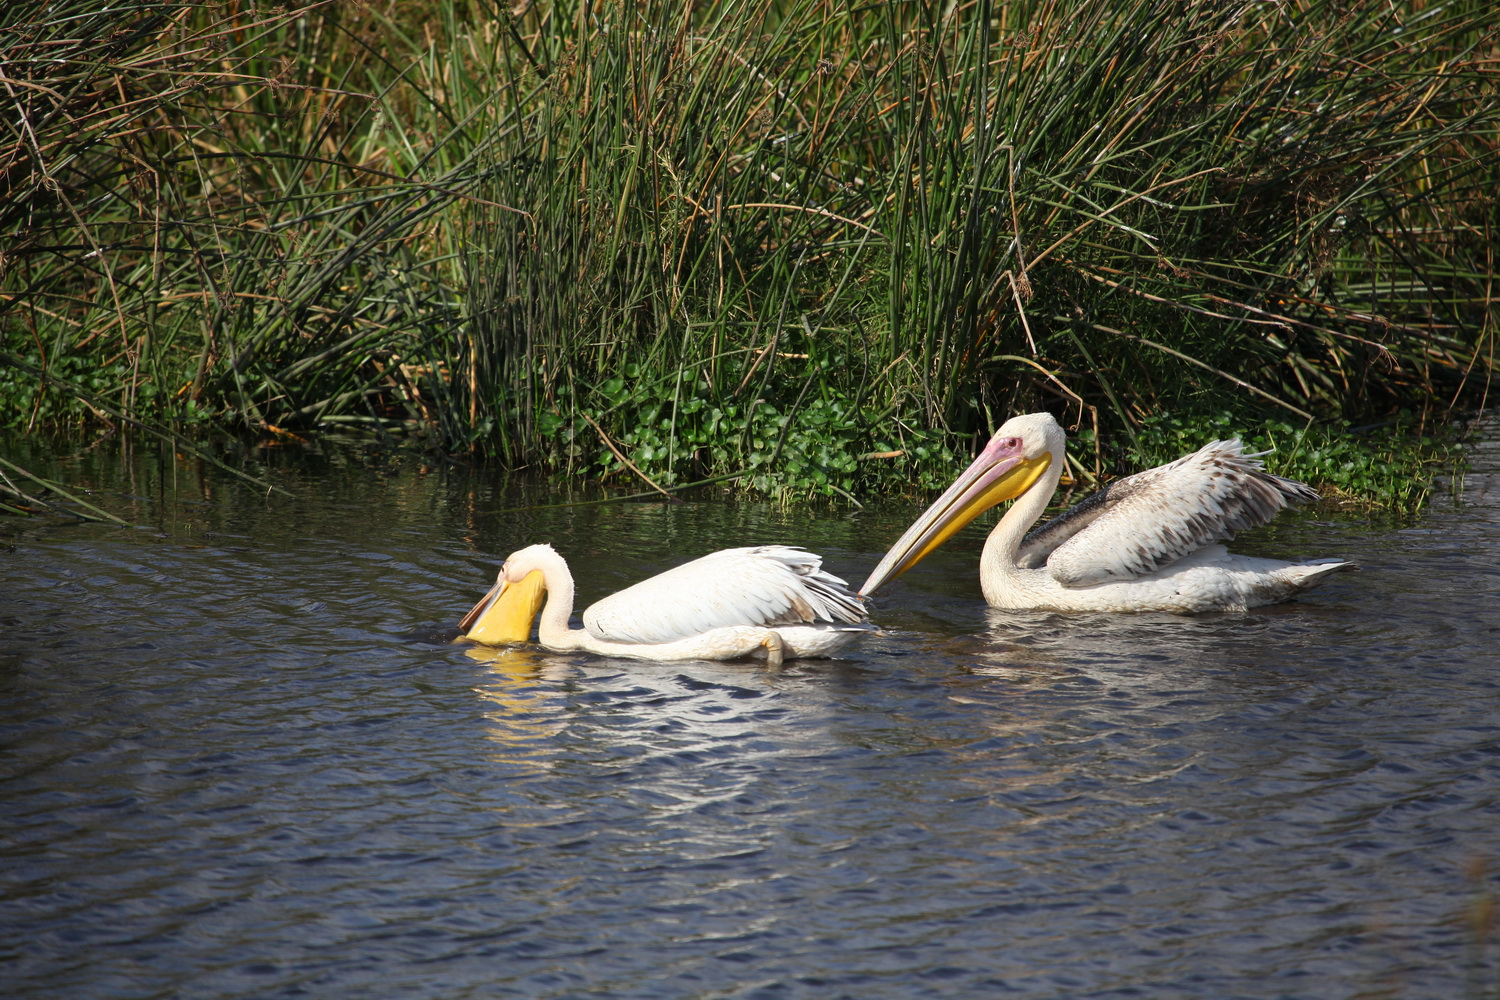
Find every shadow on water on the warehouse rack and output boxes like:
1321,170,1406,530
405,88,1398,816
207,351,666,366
2,427,1498,999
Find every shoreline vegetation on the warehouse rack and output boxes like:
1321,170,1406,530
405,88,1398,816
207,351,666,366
2,0,1495,513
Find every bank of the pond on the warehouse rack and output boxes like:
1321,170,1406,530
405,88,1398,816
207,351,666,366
0,403,1472,528
2,0,1494,496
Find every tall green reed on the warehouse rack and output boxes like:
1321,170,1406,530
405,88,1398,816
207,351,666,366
3,0,1495,502
1,0,477,439
458,0,1496,492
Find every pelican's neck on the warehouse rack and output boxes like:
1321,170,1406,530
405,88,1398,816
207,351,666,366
981,444,1063,580
532,550,585,649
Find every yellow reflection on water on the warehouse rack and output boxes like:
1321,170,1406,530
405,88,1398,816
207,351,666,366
465,643,575,762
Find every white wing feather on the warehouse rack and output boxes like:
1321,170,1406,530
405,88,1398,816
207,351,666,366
1019,440,1320,588
582,545,867,643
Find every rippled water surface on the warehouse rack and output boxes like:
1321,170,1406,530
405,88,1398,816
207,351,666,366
3,431,1498,999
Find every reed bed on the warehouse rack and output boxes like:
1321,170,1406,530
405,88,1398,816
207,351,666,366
2,0,1495,502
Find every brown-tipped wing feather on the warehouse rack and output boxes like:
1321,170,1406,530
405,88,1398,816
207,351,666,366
1018,440,1321,588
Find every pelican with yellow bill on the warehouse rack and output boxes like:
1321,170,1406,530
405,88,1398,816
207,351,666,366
860,412,1352,613
460,543,873,667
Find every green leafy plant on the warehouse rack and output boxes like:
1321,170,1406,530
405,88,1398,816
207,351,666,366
1127,412,1458,508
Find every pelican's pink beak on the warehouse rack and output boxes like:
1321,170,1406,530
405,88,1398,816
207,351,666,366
860,434,1051,595
460,569,545,645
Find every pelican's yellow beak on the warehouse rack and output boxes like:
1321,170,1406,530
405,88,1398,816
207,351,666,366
459,569,545,645
860,438,1051,595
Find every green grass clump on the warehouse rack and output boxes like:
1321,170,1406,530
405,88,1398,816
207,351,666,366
2,0,1495,503
1123,412,1459,508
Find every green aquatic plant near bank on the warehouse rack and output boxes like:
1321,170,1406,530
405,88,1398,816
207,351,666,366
1124,412,1459,508
497,369,965,501
1,0,1495,506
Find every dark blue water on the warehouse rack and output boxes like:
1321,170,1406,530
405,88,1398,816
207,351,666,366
2,432,1497,999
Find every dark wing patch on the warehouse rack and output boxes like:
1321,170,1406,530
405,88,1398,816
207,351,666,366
1017,483,1115,568
1038,441,1321,588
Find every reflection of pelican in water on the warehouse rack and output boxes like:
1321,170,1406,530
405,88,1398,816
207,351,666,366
460,543,872,666
466,644,575,759
862,412,1353,613
465,641,870,815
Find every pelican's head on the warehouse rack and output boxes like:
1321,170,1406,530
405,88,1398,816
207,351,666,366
458,544,553,645
859,412,1061,595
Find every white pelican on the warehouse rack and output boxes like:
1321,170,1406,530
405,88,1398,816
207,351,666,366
460,543,872,666
861,412,1353,613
